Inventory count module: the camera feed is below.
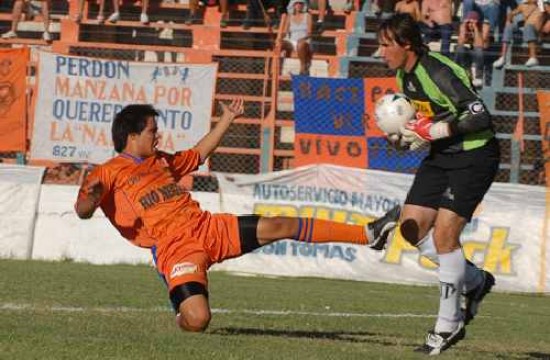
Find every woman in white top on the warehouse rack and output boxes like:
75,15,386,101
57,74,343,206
281,0,313,75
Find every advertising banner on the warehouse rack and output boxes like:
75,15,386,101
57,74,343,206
216,165,550,293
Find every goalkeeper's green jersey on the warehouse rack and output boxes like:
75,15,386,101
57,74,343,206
397,51,494,154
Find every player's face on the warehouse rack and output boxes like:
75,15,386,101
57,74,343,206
135,117,159,158
378,34,408,70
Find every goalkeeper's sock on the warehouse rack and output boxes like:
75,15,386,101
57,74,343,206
417,232,484,293
435,248,466,333
294,218,367,245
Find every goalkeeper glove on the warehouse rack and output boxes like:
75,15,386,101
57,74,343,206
400,113,450,151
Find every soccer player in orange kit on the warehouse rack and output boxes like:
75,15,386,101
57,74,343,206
75,98,400,332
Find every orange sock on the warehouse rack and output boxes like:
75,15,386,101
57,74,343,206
294,218,368,245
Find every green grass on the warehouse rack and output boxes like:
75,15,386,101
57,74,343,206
1,259,549,359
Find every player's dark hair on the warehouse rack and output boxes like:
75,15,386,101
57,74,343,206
377,13,428,56
112,104,159,153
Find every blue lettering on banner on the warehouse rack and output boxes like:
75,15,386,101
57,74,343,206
55,56,130,79
52,100,123,122
292,75,365,136
252,184,400,212
255,241,357,262
367,138,425,172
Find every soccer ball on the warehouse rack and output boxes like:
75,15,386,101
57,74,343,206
374,93,416,134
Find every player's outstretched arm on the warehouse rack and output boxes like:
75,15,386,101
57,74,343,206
193,97,244,163
75,178,103,219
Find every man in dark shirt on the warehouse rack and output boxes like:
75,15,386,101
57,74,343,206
375,13,500,355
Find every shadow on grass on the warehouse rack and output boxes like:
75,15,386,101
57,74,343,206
523,353,550,360
210,326,417,347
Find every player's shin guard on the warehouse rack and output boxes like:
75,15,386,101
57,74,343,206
435,248,466,333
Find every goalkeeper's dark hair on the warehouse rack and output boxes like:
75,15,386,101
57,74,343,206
112,104,159,153
377,13,428,56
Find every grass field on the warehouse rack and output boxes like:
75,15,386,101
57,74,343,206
1,259,549,359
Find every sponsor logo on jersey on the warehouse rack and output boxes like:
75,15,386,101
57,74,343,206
406,81,417,92
410,100,434,117
170,262,198,279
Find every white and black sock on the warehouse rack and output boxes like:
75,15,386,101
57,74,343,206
435,248,466,333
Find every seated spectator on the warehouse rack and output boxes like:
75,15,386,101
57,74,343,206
79,0,150,24
419,0,453,57
1,0,51,42
456,10,486,88
493,0,544,68
76,0,120,23
395,0,421,21
280,0,313,75
186,0,230,27
462,0,500,48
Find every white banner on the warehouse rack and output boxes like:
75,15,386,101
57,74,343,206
215,165,550,293
31,52,217,164
0,164,45,259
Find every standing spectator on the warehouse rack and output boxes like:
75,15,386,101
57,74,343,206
456,10,486,87
420,0,454,57
281,0,313,75
1,0,51,42
493,0,544,68
462,0,500,48
395,0,421,21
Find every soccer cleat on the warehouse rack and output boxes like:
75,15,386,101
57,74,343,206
415,322,466,356
462,268,495,325
366,205,401,250
42,31,52,42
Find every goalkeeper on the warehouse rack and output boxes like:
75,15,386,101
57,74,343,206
375,13,500,356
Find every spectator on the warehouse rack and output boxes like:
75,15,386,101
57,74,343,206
395,0,421,21
420,0,454,57
1,0,51,42
456,10,486,87
281,0,313,75
76,0,120,23
493,0,544,68
462,0,500,48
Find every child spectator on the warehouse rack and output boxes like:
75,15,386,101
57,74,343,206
462,0,500,48
493,0,544,68
420,0,453,57
280,0,313,75
1,0,51,42
456,10,486,87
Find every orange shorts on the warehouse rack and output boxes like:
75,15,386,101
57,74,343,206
155,213,242,291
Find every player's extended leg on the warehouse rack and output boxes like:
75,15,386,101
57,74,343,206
256,205,401,249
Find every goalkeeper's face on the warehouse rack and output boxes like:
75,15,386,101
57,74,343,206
378,34,408,71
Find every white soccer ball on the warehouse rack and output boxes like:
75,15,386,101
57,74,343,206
374,93,416,134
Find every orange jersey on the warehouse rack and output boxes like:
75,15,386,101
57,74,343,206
77,149,211,248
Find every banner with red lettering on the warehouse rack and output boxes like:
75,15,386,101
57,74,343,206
30,52,217,164
0,48,29,151
537,91,550,186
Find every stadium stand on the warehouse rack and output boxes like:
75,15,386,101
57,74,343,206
0,0,548,188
